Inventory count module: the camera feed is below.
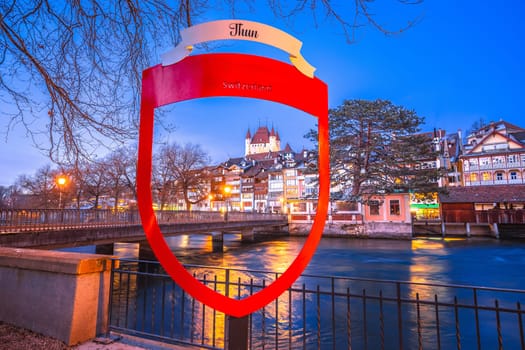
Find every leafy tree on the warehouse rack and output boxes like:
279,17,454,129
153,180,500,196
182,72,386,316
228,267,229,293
307,99,445,203
1,1,422,164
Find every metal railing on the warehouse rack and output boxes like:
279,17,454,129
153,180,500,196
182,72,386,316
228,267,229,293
0,209,286,233
108,259,525,349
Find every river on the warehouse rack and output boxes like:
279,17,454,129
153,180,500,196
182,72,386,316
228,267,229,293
106,235,525,290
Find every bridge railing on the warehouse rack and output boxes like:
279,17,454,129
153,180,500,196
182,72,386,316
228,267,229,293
0,209,287,233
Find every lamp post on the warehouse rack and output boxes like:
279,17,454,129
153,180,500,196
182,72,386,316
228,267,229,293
223,185,231,221
208,194,214,210
56,175,67,209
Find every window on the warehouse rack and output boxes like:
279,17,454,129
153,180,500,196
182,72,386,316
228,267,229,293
511,172,518,180
493,156,504,164
336,201,359,212
480,157,490,166
508,155,518,164
390,200,400,216
496,172,503,181
482,172,491,181
470,173,478,181
269,182,283,191
369,200,380,216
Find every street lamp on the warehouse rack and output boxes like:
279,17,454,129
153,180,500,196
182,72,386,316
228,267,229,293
223,185,231,221
56,175,67,209
208,194,214,210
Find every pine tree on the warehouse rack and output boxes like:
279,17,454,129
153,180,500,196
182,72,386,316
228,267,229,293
307,99,446,203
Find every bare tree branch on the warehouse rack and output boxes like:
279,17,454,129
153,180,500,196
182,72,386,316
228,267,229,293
0,0,422,167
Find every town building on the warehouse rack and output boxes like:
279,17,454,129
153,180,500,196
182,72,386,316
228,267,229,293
461,120,525,186
245,126,281,156
182,119,525,235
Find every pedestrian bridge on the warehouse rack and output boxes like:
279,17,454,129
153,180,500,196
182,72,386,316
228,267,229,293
0,209,288,249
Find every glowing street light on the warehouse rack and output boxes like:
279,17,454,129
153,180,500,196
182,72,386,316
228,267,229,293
56,175,67,209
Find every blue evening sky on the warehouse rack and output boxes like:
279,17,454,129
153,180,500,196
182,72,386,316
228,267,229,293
1,1,524,186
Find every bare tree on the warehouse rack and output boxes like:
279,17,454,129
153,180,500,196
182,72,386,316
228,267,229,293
105,147,137,210
82,160,109,209
1,1,422,166
117,144,139,201
153,147,178,210
15,165,61,208
155,142,211,210
0,185,14,208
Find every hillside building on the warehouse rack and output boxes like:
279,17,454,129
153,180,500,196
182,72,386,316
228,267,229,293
245,126,281,156
461,121,525,186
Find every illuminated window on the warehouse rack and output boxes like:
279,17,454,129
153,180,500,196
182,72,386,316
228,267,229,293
470,173,478,181
390,200,400,216
369,200,380,216
482,172,491,181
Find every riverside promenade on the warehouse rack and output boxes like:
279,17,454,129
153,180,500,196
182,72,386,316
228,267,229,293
0,322,201,350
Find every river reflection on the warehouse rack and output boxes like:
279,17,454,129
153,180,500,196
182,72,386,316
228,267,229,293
99,236,525,349
66,236,525,289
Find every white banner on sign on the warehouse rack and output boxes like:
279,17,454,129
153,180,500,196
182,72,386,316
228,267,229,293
161,19,316,78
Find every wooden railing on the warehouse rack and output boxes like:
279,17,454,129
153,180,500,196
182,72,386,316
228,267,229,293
441,209,525,224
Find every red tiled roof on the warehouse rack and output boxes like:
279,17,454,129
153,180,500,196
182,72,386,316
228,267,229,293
283,143,293,153
439,185,525,203
251,126,270,143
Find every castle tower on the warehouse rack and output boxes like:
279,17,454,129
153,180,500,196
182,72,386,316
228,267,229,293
245,126,281,156
269,126,281,152
245,129,252,156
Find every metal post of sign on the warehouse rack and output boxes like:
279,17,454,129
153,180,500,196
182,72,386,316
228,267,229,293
224,315,249,350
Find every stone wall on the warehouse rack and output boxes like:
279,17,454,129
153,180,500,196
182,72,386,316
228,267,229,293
289,221,412,239
0,247,115,345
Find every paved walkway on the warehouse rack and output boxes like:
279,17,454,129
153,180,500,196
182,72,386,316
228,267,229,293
74,333,204,350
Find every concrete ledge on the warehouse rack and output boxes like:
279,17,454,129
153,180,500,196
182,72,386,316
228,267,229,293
0,247,117,346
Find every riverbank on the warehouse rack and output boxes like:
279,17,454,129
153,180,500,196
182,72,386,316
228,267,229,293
0,321,68,350
0,321,200,350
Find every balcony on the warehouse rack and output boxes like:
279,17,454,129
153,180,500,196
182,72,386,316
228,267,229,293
465,179,524,186
466,160,524,171
509,178,524,184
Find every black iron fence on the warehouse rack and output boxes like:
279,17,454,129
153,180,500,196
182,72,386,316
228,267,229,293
108,259,525,349
0,209,286,233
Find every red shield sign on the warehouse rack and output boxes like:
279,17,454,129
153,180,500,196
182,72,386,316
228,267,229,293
137,53,329,317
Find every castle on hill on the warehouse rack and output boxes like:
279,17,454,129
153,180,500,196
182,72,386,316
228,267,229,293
244,126,281,156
